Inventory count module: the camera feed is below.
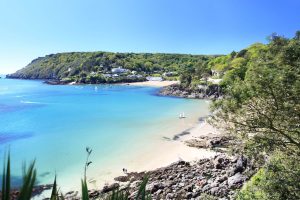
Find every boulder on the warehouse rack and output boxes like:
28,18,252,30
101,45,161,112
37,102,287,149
228,173,247,189
114,175,128,182
101,183,120,193
166,193,175,199
147,182,164,193
234,155,248,173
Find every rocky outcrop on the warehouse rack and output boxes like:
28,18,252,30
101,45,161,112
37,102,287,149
98,154,256,200
46,154,255,200
44,80,67,85
159,84,222,99
184,135,234,150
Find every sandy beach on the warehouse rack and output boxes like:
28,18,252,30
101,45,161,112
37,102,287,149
85,119,221,190
34,110,221,199
123,80,179,87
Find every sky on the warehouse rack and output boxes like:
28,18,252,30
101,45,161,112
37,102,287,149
0,0,299,74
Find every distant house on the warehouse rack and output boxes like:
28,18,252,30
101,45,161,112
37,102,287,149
111,67,128,74
113,74,119,77
146,76,163,81
103,74,112,78
127,74,143,79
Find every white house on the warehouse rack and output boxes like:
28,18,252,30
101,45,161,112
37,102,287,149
127,74,143,79
146,76,163,81
103,74,112,78
111,67,128,74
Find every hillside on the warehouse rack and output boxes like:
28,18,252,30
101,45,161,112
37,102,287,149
6,52,216,84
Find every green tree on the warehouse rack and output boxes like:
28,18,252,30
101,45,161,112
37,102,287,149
211,31,300,200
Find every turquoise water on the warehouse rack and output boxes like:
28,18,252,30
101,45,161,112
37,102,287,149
0,78,209,191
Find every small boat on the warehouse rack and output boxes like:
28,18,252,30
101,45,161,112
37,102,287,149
179,112,186,119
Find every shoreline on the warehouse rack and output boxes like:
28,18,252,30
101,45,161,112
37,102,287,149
86,118,221,192
35,115,221,199
89,119,252,200
5,78,223,199
120,80,179,87
4,78,179,88
87,116,218,188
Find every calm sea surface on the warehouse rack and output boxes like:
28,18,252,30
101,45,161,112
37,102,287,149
0,78,210,191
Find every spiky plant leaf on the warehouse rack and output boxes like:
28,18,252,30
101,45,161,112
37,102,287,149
18,161,36,200
81,179,89,200
50,176,59,200
105,187,129,200
135,175,151,200
1,153,11,200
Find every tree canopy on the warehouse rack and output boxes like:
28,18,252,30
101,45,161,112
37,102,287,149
211,31,300,199
7,52,215,84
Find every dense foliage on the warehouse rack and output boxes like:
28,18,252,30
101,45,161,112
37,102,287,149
7,52,215,84
237,152,300,200
175,42,270,90
211,31,300,199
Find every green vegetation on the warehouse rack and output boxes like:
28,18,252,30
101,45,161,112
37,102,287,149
210,31,300,199
1,153,37,200
177,42,270,90
237,152,300,200
7,52,215,84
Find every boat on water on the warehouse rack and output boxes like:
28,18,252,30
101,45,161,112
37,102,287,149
179,112,186,119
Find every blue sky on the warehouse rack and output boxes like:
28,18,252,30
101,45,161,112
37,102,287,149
0,0,299,73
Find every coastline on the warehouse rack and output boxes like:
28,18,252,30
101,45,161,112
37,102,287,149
87,119,252,200
4,78,225,199
80,81,219,191
34,82,220,199
86,118,221,189
35,115,220,199
121,80,179,87
4,77,179,88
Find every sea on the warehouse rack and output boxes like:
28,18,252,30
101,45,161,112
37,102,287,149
0,78,210,194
